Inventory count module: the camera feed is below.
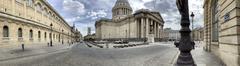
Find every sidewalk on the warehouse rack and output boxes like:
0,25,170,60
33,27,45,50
191,46,225,66
0,43,74,61
169,41,225,66
146,42,224,66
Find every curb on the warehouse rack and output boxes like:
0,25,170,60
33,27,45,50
170,51,180,64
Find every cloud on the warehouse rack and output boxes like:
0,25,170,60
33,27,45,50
143,0,181,29
143,0,204,30
64,16,81,25
63,0,85,15
87,9,108,20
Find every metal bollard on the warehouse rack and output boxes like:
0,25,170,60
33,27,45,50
22,44,24,51
47,43,50,47
106,43,109,48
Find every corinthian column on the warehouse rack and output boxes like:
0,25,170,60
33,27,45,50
146,18,149,38
141,18,144,38
156,22,159,38
154,21,157,37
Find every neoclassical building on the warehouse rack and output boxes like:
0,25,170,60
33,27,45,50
204,0,240,66
95,0,164,42
0,0,80,47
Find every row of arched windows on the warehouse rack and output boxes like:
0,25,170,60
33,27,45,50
2,26,61,41
34,1,63,23
14,0,64,28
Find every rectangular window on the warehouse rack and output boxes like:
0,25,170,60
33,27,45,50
27,0,33,6
211,0,219,42
3,26,9,37
49,33,52,39
45,32,47,39
212,23,218,42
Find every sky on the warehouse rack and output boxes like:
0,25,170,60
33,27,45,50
47,0,204,36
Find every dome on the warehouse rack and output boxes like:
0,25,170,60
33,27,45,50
112,0,133,21
112,0,132,10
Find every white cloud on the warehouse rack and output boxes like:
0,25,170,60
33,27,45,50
142,0,154,2
87,9,108,20
65,16,81,25
63,0,85,15
129,0,148,11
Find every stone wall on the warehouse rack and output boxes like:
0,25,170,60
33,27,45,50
97,17,138,39
204,0,240,66
219,0,240,66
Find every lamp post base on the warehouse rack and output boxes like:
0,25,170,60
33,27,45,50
175,52,196,66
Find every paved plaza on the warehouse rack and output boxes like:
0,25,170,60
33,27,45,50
0,42,224,66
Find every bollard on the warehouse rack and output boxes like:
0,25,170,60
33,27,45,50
106,43,109,48
22,44,24,51
47,43,50,47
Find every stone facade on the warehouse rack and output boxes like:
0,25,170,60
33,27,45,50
163,28,180,41
95,0,164,41
0,0,80,47
192,27,204,41
84,33,96,41
204,0,240,66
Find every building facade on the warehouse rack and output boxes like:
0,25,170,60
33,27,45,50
204,0,240,66
87,27,91,35
163,28,180,41
95,0,164,42
84,33,96,41
192,27,204,41
0,0,80,47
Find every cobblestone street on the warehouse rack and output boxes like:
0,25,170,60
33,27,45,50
0,42,224,66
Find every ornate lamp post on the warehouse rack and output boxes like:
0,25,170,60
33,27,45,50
50,23,53,47
190,12,195,41
175,0,195,66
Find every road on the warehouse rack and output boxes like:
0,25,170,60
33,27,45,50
0,42,180,66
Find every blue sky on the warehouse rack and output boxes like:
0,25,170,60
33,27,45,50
47,0,204,36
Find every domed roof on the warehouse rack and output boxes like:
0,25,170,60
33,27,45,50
116,0,128,3
112,0,132,10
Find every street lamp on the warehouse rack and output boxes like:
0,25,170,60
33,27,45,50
50,23,53,47
175,0,195,66
72,22,75,44
190,12,195,41
62,30,64,44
